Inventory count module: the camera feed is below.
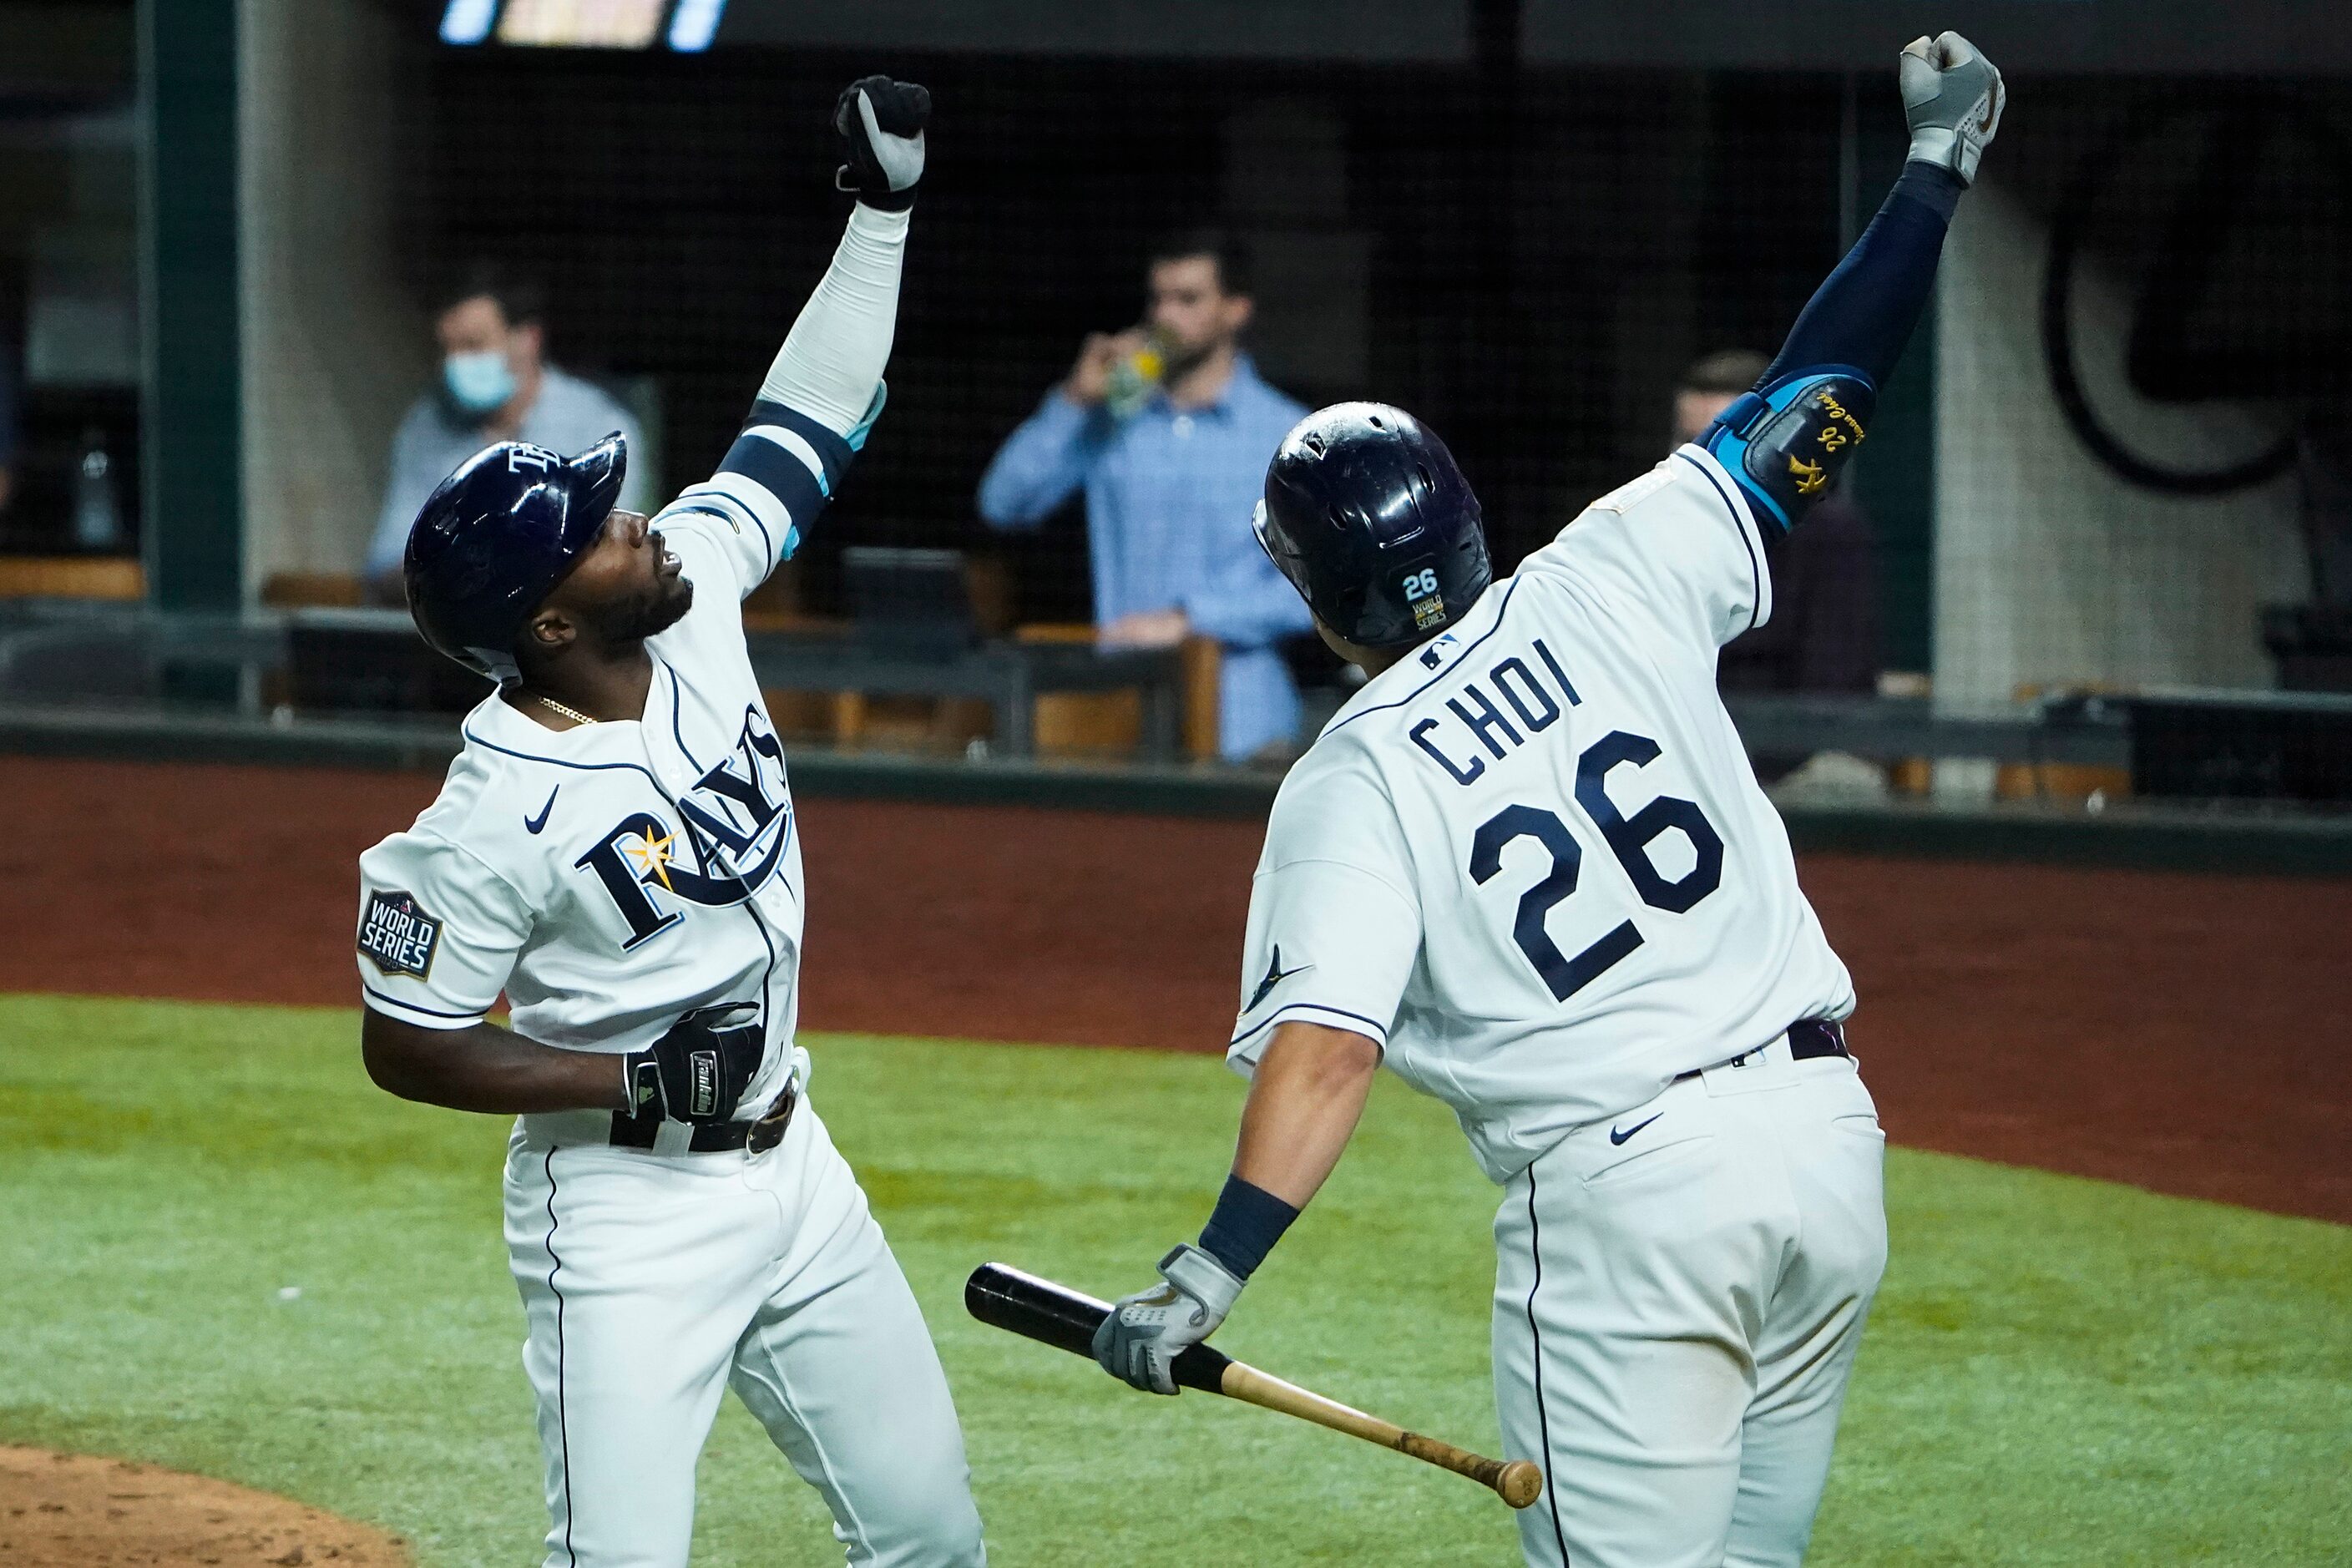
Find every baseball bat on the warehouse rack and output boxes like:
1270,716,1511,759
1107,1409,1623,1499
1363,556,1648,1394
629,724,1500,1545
964,1262,1545,1510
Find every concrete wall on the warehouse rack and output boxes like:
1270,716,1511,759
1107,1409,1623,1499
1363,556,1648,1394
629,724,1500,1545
238,0,427,589
1933,178,2308,708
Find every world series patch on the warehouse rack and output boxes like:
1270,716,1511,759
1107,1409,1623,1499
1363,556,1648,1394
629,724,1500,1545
359,889,443,980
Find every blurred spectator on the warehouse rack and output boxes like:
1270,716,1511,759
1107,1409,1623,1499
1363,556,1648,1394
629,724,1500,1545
977,230,1312,761
1682,349,1884,792
1682,350,1883,699
364,265,649,599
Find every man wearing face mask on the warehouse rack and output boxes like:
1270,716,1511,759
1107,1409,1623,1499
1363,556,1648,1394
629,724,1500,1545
363,267,651,599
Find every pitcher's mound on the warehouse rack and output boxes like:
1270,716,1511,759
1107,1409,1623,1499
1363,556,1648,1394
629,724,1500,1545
0,1447,408,1567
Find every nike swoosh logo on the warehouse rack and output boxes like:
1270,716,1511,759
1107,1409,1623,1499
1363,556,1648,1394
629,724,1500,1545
1608,1113,1663,1146
524,787,559,835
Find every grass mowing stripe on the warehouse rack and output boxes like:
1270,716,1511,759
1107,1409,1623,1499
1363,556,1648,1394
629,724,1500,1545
0,994,2345,1565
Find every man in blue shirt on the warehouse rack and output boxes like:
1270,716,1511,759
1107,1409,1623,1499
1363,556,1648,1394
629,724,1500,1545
978,231,1312,761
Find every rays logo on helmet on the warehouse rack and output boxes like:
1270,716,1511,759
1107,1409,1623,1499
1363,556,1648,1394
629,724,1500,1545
507,447,559,475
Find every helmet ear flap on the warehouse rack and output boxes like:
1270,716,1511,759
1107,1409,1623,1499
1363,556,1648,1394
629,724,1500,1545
1330,581,1370,630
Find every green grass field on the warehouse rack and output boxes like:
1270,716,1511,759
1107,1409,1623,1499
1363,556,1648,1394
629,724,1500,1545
1,994,2346,1565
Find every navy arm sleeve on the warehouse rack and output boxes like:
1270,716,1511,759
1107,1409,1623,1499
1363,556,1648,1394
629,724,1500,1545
1703,163,1965,539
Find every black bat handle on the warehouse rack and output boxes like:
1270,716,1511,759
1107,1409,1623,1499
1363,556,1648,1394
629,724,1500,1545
965,1262,1233,1393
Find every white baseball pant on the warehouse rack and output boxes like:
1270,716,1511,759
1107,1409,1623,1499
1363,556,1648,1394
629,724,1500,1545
503,1100,985,1568
1493,1037,1887,1568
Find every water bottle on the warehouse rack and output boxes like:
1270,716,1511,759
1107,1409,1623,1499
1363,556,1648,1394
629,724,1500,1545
74,427,123,550
1103,337,1166,422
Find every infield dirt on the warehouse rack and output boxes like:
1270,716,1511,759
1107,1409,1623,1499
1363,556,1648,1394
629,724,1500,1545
0,1448,405,1567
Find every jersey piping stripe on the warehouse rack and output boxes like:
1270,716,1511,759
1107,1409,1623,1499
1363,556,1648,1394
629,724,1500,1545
662,498,771,567
1322,577,1528,738
668,481,776,565
666,666,701,770
1672,448,1768,635
1524,1160,1573,1565
359,984,485,1024
1228,1001,1391,1050
543,1148,579,1568
699,467,795,527
460,726,672,784
741,857,782,1104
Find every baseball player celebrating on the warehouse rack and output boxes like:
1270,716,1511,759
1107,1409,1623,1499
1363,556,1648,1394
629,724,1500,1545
353,80,986,1567
1091,35,2003,1568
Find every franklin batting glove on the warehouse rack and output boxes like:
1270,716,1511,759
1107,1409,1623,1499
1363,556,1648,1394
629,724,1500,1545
1092,1244,1246,1396
834,75,928,210
1900,31,2005,185
624,1003,765,1124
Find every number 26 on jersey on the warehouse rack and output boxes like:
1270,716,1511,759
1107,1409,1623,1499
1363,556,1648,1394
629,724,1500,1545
1470,729,1723,1001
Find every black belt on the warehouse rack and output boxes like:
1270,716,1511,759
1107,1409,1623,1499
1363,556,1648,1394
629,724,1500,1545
609,1083,798,1154
1677,1018,1849,1081
1787,1019,1851,1061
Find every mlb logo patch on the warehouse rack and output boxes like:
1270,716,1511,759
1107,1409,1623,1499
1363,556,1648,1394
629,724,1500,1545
358,889,443,980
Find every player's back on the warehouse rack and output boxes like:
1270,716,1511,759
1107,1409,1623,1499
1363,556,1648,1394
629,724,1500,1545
1233,448,1852,1183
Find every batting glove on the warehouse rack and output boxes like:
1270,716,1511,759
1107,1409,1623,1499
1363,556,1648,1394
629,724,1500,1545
622,1003,765,1124
1899,31,2004,186
833,75,928,211
1092,1244,1245,1396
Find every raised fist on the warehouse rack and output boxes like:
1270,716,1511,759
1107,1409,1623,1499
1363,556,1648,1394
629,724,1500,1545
834,75,928,210
1899,31,2004,186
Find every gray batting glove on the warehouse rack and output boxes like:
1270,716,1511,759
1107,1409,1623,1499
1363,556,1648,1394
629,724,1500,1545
1092,1244,1245,1395
833,75,928,211
1899,31,2005,185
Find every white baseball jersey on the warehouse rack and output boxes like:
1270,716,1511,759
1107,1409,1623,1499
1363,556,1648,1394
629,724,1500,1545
356,414,847,1136
1229,445,1855,1183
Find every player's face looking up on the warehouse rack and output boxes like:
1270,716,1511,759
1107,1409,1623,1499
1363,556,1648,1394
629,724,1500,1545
1146,254,1252,373
518,508,693,664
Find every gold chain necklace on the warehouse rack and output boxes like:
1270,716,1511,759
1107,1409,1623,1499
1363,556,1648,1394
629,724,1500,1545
535,694,599,727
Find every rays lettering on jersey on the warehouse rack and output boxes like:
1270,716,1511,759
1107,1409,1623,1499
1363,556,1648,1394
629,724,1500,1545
1409,638,1582,787
574,710,793,948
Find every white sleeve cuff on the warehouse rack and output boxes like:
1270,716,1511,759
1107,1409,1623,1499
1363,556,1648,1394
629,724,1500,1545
362,986,488,1032
1227,1002,1392,1070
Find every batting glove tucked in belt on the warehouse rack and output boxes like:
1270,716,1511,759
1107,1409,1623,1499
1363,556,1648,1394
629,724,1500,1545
1093,1244,1245,1395
622,1003,764,1125
834,75,928,210
1899,31,2004,185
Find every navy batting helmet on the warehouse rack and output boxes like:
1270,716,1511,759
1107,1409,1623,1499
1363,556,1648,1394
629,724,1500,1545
403,434,626,678
1255,402,1492,651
